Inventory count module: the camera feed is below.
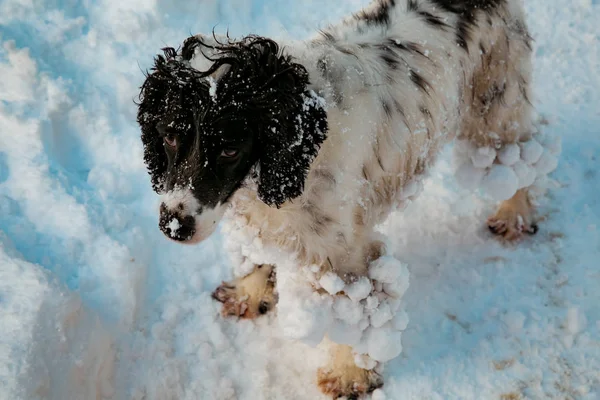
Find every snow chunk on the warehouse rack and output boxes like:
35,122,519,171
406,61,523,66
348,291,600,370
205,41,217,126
455,162,486,190
370,301,393,328
354,353,377,370
369,256,407,283
391,309,410,331
520,139,544,164
383,276,409,299
167,218,180,237
512,160,537,189
470,146,496,168
481,165,519,200
365,323,403,362
365,295,380,311
498,143,520,166
534,150,558,175
333,296,364,325
328,320,363,346
319,272,345,295
206,76,217,101
346,276,372,302
278,288,333,346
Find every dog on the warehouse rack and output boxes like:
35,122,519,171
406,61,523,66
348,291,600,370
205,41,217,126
137,0,559,397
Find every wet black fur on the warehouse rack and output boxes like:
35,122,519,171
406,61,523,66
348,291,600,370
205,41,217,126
137,35,328,208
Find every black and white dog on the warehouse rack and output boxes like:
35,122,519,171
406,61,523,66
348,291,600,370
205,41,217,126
137,0,558,397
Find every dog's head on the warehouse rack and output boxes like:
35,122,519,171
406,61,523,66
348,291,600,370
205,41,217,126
137,35,328,243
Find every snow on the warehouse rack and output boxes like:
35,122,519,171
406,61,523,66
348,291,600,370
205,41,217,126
470,146,496,169
1,0,600,399
318,271,346,295
497,143,520,166
520,139,544,164
481,164,519,201
345,276,373,302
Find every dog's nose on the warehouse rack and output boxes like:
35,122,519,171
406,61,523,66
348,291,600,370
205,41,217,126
159,203,196,241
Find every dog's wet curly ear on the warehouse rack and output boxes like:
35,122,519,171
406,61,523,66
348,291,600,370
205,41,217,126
256,81,328,207
137,72,169,194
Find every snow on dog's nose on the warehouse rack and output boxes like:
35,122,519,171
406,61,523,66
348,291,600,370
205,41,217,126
159,204,197,241
158,188,227,244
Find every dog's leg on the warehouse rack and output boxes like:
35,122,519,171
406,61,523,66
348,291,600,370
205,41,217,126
455,15,559,240
212,264,277,319
317,341,383,399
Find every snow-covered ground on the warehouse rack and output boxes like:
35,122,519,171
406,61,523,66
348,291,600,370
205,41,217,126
1,0,599,399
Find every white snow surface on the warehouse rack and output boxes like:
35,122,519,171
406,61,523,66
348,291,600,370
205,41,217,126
1,0,600,399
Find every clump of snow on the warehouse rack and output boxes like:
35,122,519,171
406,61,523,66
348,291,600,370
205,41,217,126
167,217,180,237
455,162,486,190
470,146,496,168
363,323,403,362
497,143,521,166
481,164,519,201
520,139,544,164
512,160,537,189
534,149,559,175
319,271,346,295
333,296,364,325
206,76,217,101
354,353,377,370
346,276,372,302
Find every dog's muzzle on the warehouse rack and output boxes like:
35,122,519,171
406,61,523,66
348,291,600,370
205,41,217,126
159,203,197,241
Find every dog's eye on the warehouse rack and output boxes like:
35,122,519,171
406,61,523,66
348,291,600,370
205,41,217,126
220,148,239,158
164,134,177,148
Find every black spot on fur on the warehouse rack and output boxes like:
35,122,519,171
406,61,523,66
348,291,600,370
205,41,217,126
518,75,532,105
429,0,506,52
420,105,432,120
481,82,507,109
355,0,396,26
380,49,400,70
381,98,393,118
302,201,333,235
479,41,486,55
393,98,410,130
388,39,431,61
419,10,451,30
409,70,431,95
419,105,433,140
407,0,451,30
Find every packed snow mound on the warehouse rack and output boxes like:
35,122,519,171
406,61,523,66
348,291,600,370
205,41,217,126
453,132,561,200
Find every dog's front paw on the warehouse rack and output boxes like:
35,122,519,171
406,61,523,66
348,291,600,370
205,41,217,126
212,264,276,319
317,346,383,399
487,189,538,241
